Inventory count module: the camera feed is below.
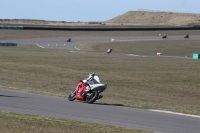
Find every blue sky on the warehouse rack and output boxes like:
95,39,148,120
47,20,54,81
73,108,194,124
1,0,200,22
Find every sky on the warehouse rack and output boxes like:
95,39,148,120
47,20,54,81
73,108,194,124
1,0,200,22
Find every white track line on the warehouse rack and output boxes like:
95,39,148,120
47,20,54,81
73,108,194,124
126,54,139,56
75,47,80,50
36,44,44,48
116,39,162,41
149,109,200,118
126,54,191,59
69,51,192,59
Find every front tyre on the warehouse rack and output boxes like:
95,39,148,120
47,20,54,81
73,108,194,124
68,90,76,101
85,90,99,104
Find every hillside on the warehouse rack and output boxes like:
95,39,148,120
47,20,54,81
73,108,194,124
105,11,200,26
1,11,200,27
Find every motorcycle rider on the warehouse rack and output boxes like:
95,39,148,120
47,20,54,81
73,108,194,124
82,72,99,92
80,72,104,100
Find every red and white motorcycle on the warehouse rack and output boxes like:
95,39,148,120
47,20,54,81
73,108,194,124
68,72,107,103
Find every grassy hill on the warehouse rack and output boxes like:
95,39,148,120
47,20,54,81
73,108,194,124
105,11,200,27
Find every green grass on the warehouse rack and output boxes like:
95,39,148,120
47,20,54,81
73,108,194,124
77,39,200,57
0,111,151,133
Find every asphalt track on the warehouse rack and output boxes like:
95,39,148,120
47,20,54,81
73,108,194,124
2,35,200,50
1,35,200,133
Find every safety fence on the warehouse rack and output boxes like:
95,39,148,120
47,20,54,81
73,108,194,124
22,26,200,31
0,25,200,31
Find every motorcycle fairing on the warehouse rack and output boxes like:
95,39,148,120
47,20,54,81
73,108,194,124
90,83,107,93
75,81,86,101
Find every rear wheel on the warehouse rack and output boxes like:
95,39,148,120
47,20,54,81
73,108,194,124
85,90,99,104
68,90,76,101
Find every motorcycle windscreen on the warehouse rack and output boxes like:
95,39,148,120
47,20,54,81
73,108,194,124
94,76,101,83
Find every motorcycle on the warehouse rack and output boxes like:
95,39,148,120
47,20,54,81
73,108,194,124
68,73,107,103
66,38,71,42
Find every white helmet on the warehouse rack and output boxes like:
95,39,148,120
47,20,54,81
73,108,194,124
89,72,95,77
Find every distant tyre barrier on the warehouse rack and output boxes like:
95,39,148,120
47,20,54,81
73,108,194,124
23,26,200,31
0,42,17,46
0,25,23,30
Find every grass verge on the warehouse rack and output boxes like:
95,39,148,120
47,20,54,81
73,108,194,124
77,39,200,57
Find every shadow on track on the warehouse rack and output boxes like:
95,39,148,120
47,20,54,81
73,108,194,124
72,100,125,107
93,102,124,107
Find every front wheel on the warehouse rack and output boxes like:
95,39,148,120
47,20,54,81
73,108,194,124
68,89,76,101
85,90,99,104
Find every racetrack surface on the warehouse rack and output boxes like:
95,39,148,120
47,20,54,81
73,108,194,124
1,35,200,133
2,35,200,50
1,88,200,133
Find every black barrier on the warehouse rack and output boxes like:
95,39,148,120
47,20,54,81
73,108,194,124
23,26,200,31
0,42,17,46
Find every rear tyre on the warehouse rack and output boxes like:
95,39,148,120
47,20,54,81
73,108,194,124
68,90,76,101
85,90,99,104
